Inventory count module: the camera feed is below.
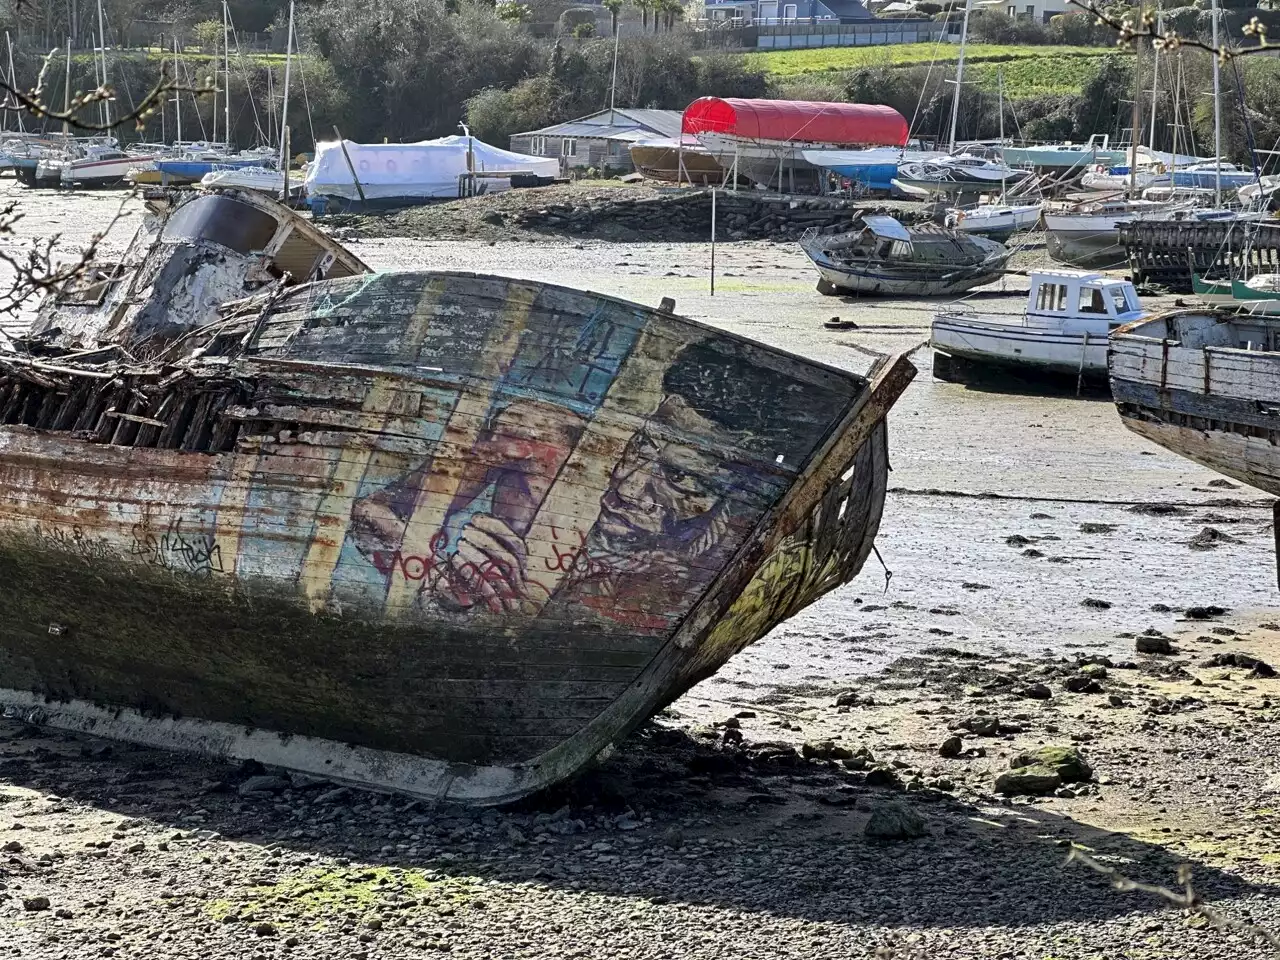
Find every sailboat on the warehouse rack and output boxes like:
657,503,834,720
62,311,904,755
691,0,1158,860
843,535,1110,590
1044,20,1182,267
945,68,1042,242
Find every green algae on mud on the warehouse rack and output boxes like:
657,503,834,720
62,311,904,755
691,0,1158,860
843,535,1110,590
204,866,478,925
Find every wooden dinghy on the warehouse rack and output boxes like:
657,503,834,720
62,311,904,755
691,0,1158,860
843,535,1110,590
0,189,914,803
801,215,1011,298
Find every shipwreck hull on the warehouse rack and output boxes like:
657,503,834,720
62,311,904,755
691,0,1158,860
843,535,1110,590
0,266,912,803
1109,308,1280,498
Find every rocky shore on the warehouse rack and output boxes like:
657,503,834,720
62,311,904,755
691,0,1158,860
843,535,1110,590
6,619,1280,959
332,183,929,244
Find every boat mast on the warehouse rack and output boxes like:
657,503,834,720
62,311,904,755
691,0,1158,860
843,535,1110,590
62,37,71,138
1128,30,1142,199
279,0,295,201
3,31,15,133
1211,0,1222,207
947,0,973,154
223,0,232,148
1148,5,1161,151
174,35,183,145
998,66,1006,202
95,0,109,129
92,33,103,128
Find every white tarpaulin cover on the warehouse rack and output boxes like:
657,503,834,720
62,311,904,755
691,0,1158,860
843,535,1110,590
305,136,559,201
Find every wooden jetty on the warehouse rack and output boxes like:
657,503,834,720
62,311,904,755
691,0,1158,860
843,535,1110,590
0,189,914,804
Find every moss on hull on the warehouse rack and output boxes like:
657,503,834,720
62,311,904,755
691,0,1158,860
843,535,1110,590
0,534,651,766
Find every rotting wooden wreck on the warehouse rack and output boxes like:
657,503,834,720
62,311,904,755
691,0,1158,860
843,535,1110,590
1109,307,1280,579
800,216,1011,298
0,189,915,804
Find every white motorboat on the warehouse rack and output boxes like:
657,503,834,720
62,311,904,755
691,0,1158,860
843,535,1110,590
931,269,1146,382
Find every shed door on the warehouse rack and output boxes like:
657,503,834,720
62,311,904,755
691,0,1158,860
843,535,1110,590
758,1,779,20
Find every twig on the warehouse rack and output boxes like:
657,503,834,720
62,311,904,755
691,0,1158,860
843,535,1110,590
1065,846,1280,953
3,51,214,132
1067,0,1270,62
0,189,135,316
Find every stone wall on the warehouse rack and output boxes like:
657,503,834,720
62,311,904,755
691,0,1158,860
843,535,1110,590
512,190,928,242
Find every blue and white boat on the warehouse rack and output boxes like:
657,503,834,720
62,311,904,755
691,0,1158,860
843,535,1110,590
802,147,943,194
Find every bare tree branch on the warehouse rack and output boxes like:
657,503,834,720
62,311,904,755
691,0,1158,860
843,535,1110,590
0,189,135,320
1067,0,1271,61
1065,846,1280,954
2,49,215,133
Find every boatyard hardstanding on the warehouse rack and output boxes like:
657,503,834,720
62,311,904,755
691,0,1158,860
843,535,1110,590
0,188,913,804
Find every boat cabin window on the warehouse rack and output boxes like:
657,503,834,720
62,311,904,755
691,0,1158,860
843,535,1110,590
161,194,278,256
1035,282,1068,312
1078,287,1107,314
1111,286,1136,314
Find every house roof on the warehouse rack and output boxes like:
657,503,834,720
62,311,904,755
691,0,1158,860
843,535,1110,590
514,108,683,141
815,0,875,19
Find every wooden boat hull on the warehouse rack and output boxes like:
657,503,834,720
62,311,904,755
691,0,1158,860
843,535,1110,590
0,268,913,803
802,228,1011,298
627,141,725,185
1109,308,1280,496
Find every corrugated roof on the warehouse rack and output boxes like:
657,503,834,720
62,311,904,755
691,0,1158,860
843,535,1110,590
514,109,683,140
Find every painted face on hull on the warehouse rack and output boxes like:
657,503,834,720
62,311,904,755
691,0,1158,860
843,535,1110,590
594,395,739,557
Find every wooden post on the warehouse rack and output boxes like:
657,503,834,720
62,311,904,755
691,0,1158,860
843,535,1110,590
333,125,367,206
710,188,717,297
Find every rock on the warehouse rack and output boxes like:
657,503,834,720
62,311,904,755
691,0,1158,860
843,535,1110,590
1205,652,1276,677
864,801,927,841
818,788,859,807
238,775,292,797
1011,746,1093,783
125,841,145,853
1136,634,1173,655
23,896,51,911
1006,535,1033,547
1185,605,1228,620
802,740,853,761
1079,663,1108,679
503,824,527,845
1017,682,1052,700
994,765,1062,796
1188,527,1241,551
480,211,505,225
661,826,684,849
1079,523,1116,534
254,922,278,937
1107,694,1127,707
1063,675,1102,693
953,715,1001,736
864,767,900,788
1081,597,1112,610
313,787,350,805
1,839,23,853
938,735,963,758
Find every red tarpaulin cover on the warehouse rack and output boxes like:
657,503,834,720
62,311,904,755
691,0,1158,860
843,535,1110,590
682,98,908,147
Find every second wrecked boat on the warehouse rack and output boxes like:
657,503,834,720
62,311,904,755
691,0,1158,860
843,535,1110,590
801,215,1012,297
0,189,914,804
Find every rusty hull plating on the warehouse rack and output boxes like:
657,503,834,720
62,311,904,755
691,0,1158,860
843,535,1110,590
0,189,914,803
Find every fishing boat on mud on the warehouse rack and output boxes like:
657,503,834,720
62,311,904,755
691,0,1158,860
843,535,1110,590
1110,308,1280,538
0,189,913,804
932,269,1144,383
801,215,1011,297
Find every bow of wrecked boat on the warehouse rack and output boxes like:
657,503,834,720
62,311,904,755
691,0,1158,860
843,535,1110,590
0,188,914,804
